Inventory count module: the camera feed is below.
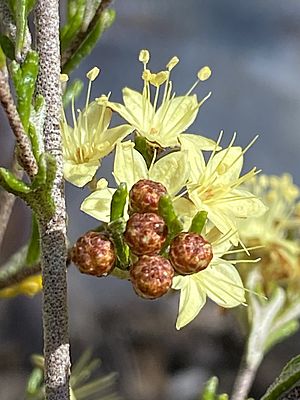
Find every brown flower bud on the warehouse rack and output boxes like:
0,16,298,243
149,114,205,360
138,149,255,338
130,255,174,299
129,179,167,214
124,213,167,255
169,232,213,274
71,232,116,276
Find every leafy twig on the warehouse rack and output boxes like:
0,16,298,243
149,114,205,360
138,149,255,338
0,66,38,178
61,0,112,68
0,0,31,61
0,150,23,250
0,245,41,289
231,349,261,400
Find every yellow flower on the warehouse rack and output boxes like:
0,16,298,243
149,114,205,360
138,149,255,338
0,275,42,298
239,174,300,282
183,133,268,245
239,174,299,242
172,231,248,330
107,49,217,149
61,68,133,187
81,140,192,222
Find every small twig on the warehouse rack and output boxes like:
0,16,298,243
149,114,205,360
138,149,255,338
61,0,112,67
0,0,31,61
0,250,41,289
231,339,262,400
0,67,38,178
0,150,23,250
35,0,71,398
0,249,72,290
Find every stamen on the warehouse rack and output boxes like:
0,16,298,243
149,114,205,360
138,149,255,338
239,238,250,256
226,135,259,171
229,258,261,264
212,229,238,246
197,66,212,81
166,56,179,71
205,132,237,181
71,95,77,131
86,67,100,81
139,49,150,66
224,245,264,255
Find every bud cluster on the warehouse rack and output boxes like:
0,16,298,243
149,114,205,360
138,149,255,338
71,179,213,301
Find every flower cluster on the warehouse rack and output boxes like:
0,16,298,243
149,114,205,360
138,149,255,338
238,174,300,289
65,50,267,329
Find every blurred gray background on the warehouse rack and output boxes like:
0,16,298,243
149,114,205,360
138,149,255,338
1,0,300,399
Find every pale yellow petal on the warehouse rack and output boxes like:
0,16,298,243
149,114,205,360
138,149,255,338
122,87,154,132
195,260,245,307
222,189,268,218
98,124,134,157
172,275,206,330
113,141,148,189
150,151,188,196
180,133,220,151
179,135,206,183
63,160,100,187
78,101,112,138
80,186,115,222
173,197,198,230
206,206,239,245
153,95,198,139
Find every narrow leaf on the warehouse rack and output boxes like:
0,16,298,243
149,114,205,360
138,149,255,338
260,355,300,400
110,182,128,222
63,79,84,108
0,167,31,193
0,34,14,61
25,213,40,266
62,9,116,74
189,211,208,234
201,376,218,400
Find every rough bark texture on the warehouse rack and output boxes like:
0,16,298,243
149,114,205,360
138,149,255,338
35,1,70,399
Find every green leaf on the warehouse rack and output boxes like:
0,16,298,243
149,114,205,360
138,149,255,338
25,213,40,266
260,355,300,400
11,51,39,132
134,135,153,168
31,153,47,189
200,376,218,400
0,167,31,193
26,367,43,395
61,0,86,51
158,194,183,251
28,123,40,161
62,9,116,74
67,0,80,20
15,0,27,58
217,395,229,400
108,218,129,269
110,182,128,222
264,319,299,353
0,45,5,68
63,79,84,108
189,211,208,234
30,94,46,157
0,34,15,61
